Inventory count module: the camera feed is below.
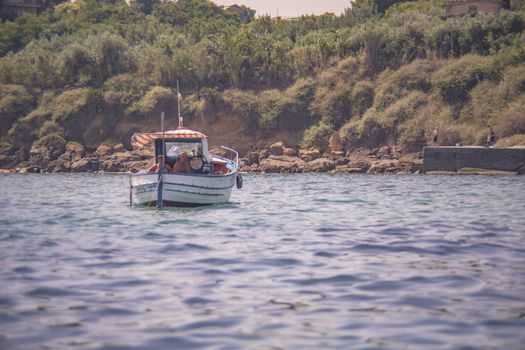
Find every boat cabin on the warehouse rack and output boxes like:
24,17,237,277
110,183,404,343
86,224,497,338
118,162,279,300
154,136,210,173
132,128,235,175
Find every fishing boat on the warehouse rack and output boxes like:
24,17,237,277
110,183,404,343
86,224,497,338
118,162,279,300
130,128,242,207
129,87,242,207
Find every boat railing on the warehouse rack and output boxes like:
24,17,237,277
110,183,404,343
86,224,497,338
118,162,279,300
219,146,239,166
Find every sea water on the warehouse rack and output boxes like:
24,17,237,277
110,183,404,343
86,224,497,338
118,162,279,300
0,173,524,350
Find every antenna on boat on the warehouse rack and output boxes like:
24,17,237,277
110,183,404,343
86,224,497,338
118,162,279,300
177,80,183,129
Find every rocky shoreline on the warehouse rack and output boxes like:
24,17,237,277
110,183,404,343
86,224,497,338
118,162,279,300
0,138,423,175
240,142,423,174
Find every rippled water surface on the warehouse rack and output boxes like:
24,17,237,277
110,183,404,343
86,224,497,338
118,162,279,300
1,173,525,350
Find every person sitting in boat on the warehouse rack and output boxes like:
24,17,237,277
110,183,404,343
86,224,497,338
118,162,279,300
172,152,190,173
148,155,172,173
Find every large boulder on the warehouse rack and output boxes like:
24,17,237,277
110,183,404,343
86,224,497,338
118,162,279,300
112,143,126,153
244,151,261,165
48,159,71,173
100,151,141,172
259,155,305,173
28,134,67,169
283,147,297,157
304,158,336,172
46,141,87,173
0,145,28,169
63,142,86,162
94,143,113,157
330,151,345,160
299,148,321,162
136,147,154,160
368,160,400,173
258,149,269,160
70,158,100,172
66,141,85,154
269,142,284,156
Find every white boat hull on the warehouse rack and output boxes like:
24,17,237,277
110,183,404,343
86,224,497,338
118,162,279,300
131,171,238,206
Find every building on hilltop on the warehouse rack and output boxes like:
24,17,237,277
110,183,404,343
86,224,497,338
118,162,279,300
225,4,254,24
0,0,41,15
445,0,510,16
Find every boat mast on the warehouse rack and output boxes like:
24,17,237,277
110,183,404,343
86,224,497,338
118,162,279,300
177,80,183,129
157,111,165,209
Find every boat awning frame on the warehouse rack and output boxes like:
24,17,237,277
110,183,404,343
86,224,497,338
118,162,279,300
131,129,208,149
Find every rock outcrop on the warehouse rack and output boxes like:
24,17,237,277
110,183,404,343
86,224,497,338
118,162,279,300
241,144,421,174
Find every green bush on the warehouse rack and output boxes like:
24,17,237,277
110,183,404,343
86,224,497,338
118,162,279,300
434,54,496,104
257,89,290,136
398,123,426,153
339,119,361,150
52,88,94,121
436,126,463,146
496,134,525,147
32,132,67,151
499,65,525,101
359,111,392,148
351,80,375,116
258,86,313,136
311,82,353,129
180,93,201,122
55,44,96,86
460,81,502,125
85,32,135,85
37,120,65,139
103,74,149,107
130,86,176,114
381,91,428,128
384,0,441,18
221,89,260,134
278,78,317,130
300,122,333,150
374,59,438,110
193,87,223,123
495,95,525,137
0,84,34,136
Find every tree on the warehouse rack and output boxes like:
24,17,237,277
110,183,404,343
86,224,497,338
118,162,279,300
129,0,160,15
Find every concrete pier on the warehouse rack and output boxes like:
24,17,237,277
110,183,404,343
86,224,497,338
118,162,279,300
423,146,525,174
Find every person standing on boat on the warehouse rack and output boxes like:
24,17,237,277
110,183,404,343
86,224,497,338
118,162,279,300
148,155,172,173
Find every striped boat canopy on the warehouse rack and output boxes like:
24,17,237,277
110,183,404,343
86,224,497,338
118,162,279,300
131,128,208,149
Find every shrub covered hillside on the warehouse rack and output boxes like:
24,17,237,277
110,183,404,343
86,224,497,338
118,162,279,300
1,0,525,163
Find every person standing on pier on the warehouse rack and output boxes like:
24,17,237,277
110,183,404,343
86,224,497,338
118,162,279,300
431,127,439,146
488,128,495,148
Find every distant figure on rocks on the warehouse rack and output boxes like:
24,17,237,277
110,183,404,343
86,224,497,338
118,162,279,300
488,128,495,147
431,127,439,146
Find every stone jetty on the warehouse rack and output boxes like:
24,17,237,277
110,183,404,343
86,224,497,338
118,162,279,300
423,146,525,174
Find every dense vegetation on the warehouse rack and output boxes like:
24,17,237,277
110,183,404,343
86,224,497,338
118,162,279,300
1,0,525,157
